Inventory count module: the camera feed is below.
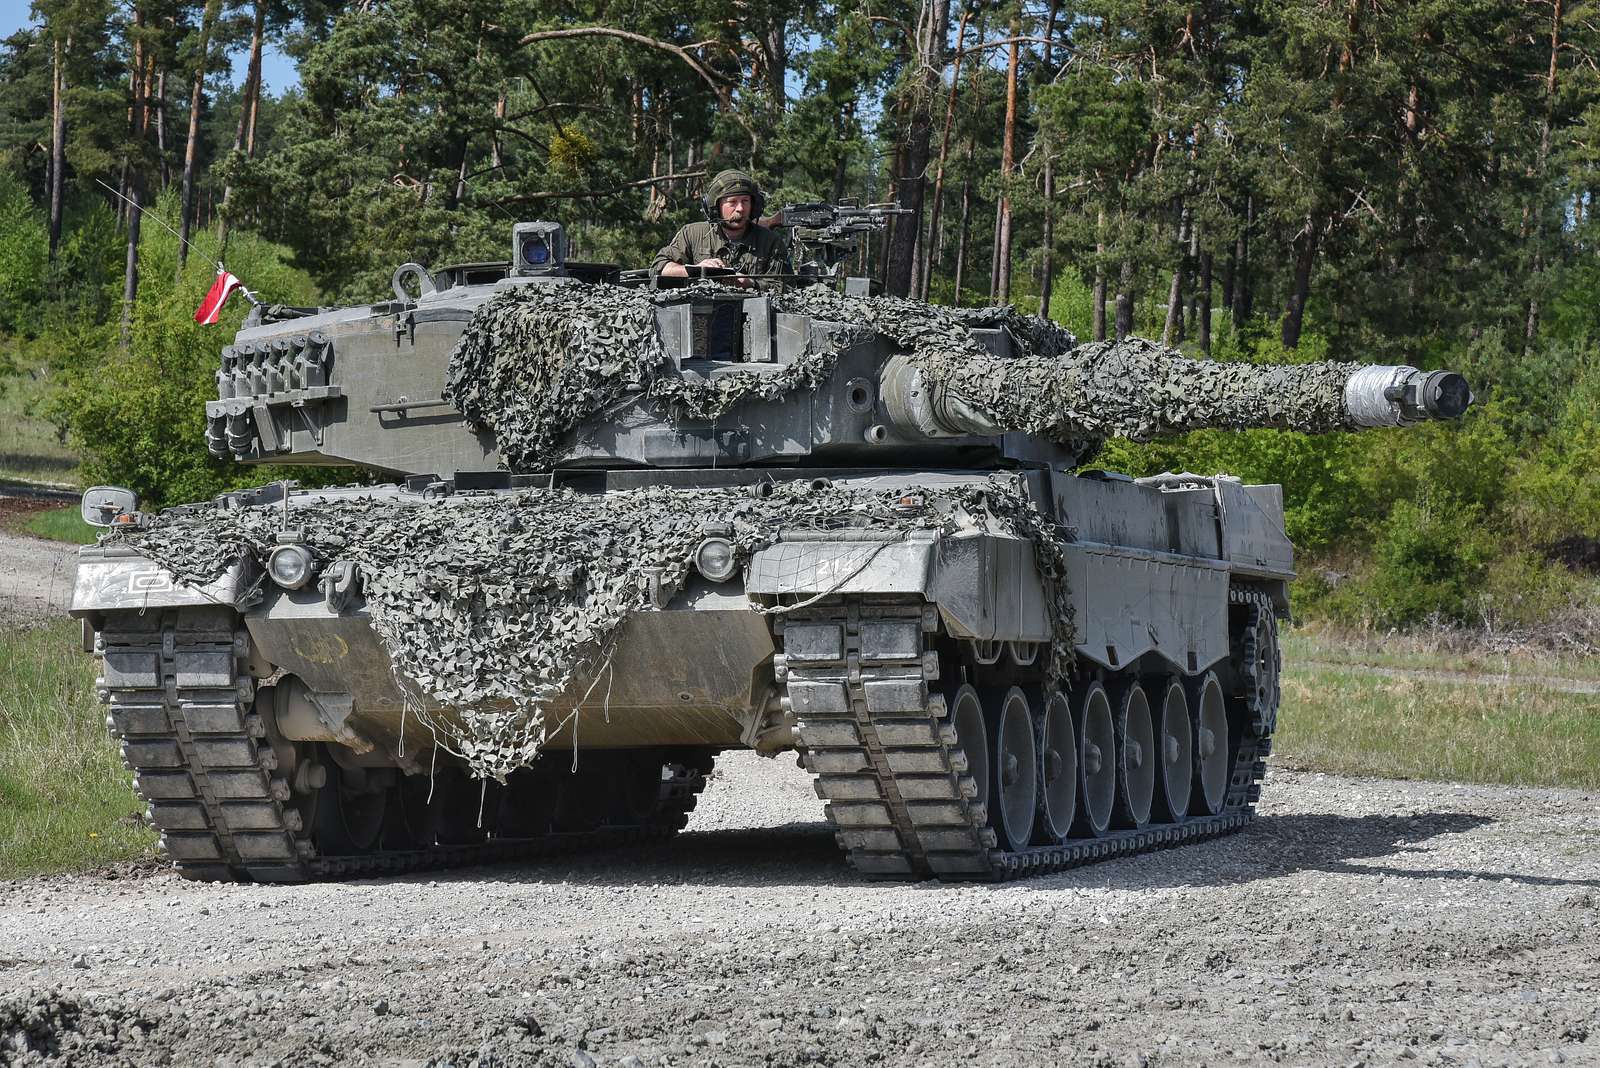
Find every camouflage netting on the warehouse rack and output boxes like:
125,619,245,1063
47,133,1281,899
444,282,1364,470
444,283,864,470
779,288,1363,442
108,478,1074,780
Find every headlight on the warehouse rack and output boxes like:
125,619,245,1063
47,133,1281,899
267,544,315,589
693,537,738,582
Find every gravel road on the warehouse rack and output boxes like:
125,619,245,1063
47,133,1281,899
0,497,77,624
2,753,1597,1067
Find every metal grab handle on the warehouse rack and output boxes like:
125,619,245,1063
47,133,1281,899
369,396,451,415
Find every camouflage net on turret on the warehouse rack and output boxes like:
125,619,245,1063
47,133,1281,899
108,478,1075,780
445,282,1364,470
444,283,863,471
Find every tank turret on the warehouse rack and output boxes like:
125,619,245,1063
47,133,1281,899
76,216,1475,885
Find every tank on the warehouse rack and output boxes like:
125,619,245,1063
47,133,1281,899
69,217,1472,882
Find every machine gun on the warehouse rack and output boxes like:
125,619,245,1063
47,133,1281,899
770,199,911,278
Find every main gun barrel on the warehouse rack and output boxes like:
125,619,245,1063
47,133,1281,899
879,343,1474,443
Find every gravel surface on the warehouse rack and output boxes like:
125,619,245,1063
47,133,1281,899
0,496,76,624
2,753,1597,1067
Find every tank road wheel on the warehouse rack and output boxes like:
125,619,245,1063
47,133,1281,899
1111,682,1156,830
1073,681,1116,837
1035,691,1078,844
1154,679,1193,823
949,684,990,827
1187,672,1230,817
312,754,389,855
987,687,1037,851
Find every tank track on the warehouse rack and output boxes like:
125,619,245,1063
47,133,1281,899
779,587,1276,880
99,609,707,882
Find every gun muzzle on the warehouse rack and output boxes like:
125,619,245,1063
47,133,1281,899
1343,366,1473,427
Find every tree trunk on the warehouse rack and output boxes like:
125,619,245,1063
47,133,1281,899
989,197,1002,300
245,63,261,156
1198,251,1213,355
119,19,144,225
122,8,148,345
994,25,1020,303
1523,0,1564,352
48,35,67,259
920,5,973,300
155,68,170,189
762,18,787,104
216,0,264,245
1220,245,1235,319
953,170,972,306
1092,208,1107,341
1231,193,1252,326
1162,204,1190,344
177,0,221,270
1281,222,1318,349
885,0,948,297
1038,160,1054,319
1115,260,1134,340
492,90,506,169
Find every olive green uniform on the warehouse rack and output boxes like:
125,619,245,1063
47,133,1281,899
651,221,792,278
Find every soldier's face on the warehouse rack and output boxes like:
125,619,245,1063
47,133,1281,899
718,194,752,229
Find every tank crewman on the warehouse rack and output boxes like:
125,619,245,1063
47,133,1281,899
652,168,792,286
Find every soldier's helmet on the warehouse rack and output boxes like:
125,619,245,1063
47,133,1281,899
702,169,766,223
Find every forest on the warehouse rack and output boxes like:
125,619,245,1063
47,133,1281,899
0,0,1597,640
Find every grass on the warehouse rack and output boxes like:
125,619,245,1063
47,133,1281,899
1283,627,1600,684
0,620,156,878
0,356,80,488
1276,664,1600,790
9,503,100,545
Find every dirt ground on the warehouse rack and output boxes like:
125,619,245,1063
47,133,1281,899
2,752,1597,1068
0,495,76,624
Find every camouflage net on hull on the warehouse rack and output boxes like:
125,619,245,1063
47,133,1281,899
445,283,1363,470
108,478,1074,780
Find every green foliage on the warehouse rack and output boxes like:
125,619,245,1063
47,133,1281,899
52,191,325,506
1505,361,1600,542
1362,500,1490,628
0,170,48,336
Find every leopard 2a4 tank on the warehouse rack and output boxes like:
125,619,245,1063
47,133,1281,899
70,218,1472,881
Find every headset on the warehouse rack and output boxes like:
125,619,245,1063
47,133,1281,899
701,170,766,225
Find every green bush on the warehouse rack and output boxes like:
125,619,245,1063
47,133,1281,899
46,199,125,332
1504,359,1600,543
0,170,48,337
1481,551,1586,631
1349,499,1490,629
53,192,328,506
